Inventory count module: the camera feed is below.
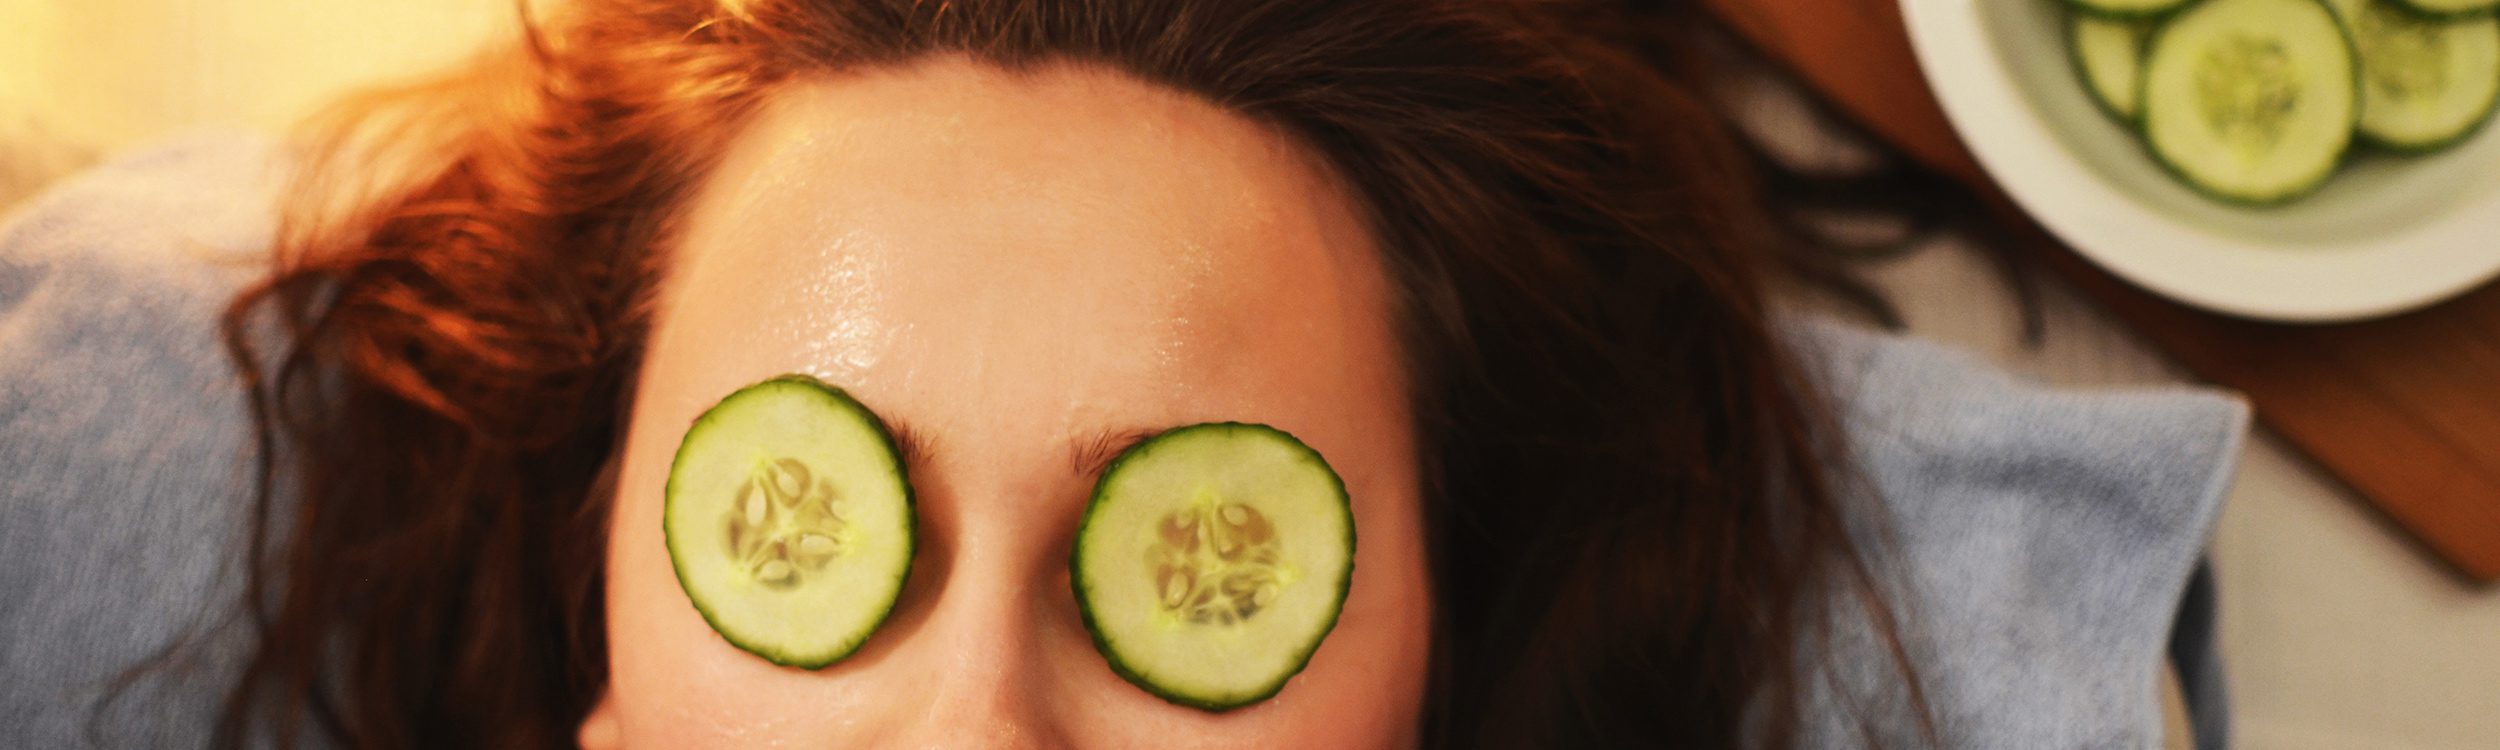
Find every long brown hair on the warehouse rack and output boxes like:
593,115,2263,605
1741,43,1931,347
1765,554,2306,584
216,0,1923,746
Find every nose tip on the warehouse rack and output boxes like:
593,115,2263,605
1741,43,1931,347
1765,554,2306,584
878,551,1071,750
906,714,1056,750
894,652,1065,750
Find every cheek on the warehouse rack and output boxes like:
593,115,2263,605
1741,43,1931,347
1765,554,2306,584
1294,477,1434,745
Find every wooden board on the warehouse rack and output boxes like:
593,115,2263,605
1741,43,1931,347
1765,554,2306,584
1703,0,2500,582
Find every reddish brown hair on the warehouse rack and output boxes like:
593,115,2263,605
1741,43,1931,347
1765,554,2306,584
219,0,1922,746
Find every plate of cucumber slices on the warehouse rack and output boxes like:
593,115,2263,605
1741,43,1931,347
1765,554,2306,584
1903,0,2500,322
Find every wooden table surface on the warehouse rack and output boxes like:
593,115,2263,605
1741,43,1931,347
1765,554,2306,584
1706,0,2500,583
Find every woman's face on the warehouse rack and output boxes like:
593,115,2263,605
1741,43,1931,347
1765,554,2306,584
584,58,1431,748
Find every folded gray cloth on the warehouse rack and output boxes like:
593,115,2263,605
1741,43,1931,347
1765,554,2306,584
0,133,2247,748
0,132,282,747
1790,317,2246,749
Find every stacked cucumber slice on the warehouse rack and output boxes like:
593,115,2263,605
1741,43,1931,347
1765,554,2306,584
2143,0,2359,204
2072,15,2159,120
2068,0,2199,17
2338,0,2500,149
2400,0,2500,15
2062,0,2500,204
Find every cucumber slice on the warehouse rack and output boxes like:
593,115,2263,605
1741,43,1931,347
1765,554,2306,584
2395,0,2500,18
2141,0,2360,205
2345,0,2500,150
2072,13,2159,121
2064,0,2196,19
1071,423,1353,711
664,375,915,669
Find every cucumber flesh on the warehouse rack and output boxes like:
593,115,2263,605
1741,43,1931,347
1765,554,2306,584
2345,0,2500,150
664,375,915,669
2065,0,2196,18
2397,0,2500,17
2141,0,2359,205
2073,14,2158,120
1071,423,1353,711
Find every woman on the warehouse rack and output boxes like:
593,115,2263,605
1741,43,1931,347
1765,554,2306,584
0,0,2243,747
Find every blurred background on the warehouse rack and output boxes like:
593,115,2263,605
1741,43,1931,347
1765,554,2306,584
3,1,2496,747
0,0,509,203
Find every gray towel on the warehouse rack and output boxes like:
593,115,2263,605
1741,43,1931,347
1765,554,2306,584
1792,317,2246,748
0,133,2247,748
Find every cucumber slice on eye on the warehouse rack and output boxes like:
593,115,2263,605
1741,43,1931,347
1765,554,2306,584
1071,423,1354,711
2338,0,2500,151
2072,13,2159,121
664,375,915,669
2141,0,2360,205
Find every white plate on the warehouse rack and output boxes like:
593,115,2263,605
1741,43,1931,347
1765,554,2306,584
1900,0,2500,322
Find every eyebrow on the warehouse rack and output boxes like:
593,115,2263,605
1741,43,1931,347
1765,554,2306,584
882,420,1162,481
1072,426,1163,480
887,420,938,471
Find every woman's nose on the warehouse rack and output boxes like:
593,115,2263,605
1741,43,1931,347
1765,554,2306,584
876,517,1073,749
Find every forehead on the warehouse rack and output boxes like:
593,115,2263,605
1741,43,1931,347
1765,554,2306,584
643,56,1403,446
